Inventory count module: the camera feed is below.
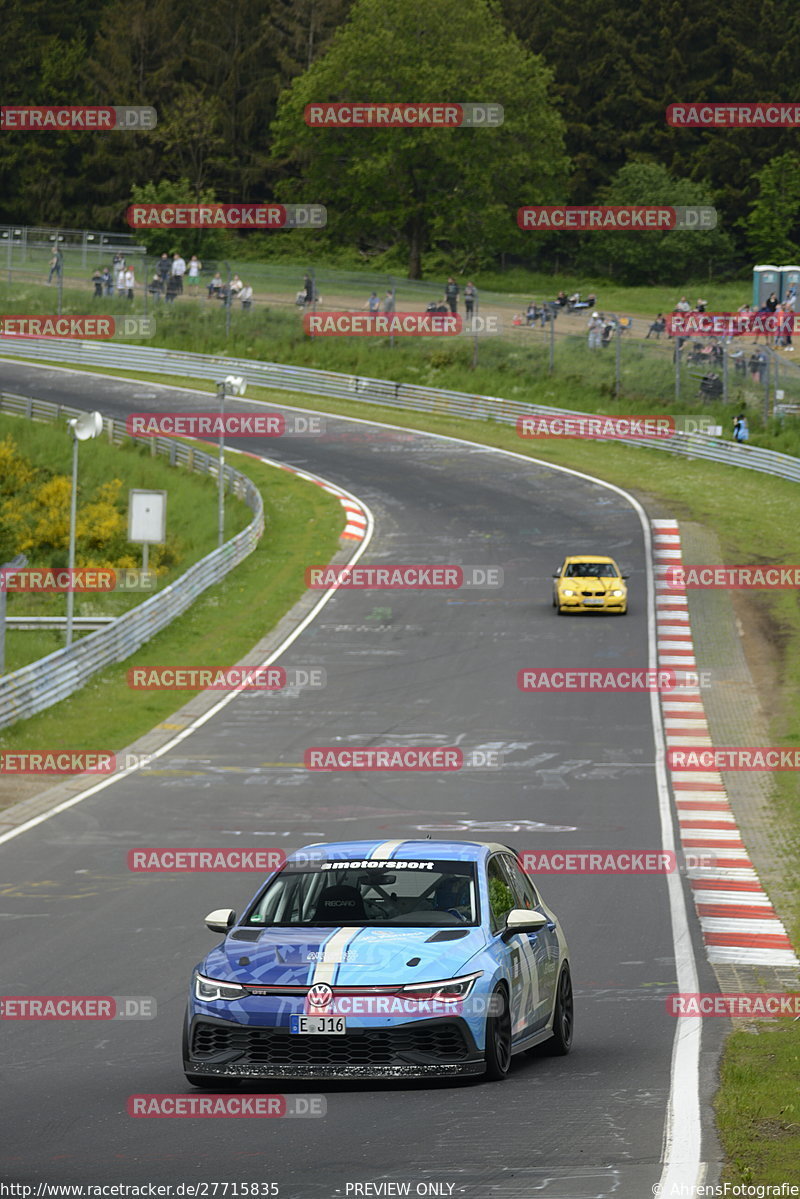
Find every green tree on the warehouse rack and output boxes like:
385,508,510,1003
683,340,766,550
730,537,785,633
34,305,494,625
128,178,228,259
270,0,568,277
151,84,227,197
580,161,734,285
744,153,800,264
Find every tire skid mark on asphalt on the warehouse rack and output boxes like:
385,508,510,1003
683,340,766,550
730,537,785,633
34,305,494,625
652,518,799,968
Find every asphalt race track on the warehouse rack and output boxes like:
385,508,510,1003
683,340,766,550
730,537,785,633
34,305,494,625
0,361,722,1198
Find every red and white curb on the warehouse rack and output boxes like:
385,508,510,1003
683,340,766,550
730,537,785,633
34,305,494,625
317,483,368,541
653,518,799,968
234,453,368,541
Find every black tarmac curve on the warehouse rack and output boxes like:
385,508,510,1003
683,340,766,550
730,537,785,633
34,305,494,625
0,362,723,1198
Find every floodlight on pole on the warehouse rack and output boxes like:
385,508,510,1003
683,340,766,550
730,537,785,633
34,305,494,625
65,411,104,648
216,376,247,547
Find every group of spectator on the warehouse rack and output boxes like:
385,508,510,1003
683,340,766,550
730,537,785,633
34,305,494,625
364,290,396,313
207,272,253,307
422,278,478,322
147,252,202,302
555,289,598,312
86,252,253,309
90,254,136,299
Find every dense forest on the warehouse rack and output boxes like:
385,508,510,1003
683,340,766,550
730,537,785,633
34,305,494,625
2,0,798,280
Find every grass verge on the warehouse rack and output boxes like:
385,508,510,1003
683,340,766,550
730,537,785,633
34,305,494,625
716,1025,800,1186
0,447,344,796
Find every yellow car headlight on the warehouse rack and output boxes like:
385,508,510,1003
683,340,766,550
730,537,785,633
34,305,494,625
611,589,624,597
562,588,576,596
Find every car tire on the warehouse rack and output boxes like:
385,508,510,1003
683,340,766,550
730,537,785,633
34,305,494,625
484,985,512,1080
544,965,573,1055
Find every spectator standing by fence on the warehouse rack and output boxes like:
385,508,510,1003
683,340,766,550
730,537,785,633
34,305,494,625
47,248,63,284
172,252,186,295
187,255,202,290
587,310,603,349
464,281,477,325
445,276,460,315
124,265,135,300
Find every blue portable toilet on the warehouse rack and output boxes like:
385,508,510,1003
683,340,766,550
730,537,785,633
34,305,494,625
779,266,800,304
753,265,780,308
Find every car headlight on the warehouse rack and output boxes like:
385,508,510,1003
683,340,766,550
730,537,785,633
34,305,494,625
611,589,624,597
562,589,576,597
397,972,482,1002
194,973,248,1002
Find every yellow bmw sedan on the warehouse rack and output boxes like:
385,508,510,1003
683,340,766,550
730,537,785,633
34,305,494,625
552,555,628,615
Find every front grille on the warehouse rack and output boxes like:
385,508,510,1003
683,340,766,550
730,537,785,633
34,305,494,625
190,1019,470,1066
581,590,601,597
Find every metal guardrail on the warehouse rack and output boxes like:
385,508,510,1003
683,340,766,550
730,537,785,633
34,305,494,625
6,616,115,630
3,338,800,484
0,390,264,729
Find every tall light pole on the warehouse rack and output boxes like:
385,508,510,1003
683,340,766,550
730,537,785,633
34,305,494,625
216,376,247,547
0,553,28,674
65,411,103,647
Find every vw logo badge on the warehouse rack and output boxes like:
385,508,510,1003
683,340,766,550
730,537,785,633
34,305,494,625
307,982,333,1009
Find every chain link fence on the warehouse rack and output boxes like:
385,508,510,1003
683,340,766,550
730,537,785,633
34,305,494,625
3,225,800,416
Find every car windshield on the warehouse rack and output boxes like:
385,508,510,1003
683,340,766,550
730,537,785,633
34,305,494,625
245,860,479,928
564,562,617,578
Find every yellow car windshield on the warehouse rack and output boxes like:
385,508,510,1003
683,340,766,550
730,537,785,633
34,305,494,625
564,564,617,578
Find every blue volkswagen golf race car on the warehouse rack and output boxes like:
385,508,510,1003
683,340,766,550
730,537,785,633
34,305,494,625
182,839,573,1084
